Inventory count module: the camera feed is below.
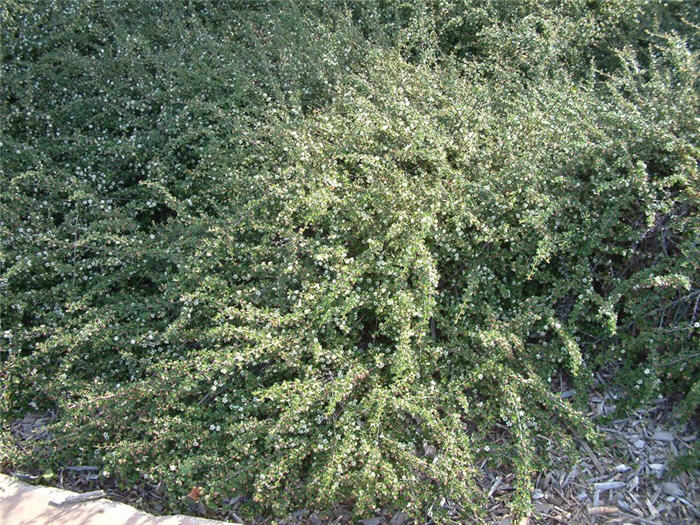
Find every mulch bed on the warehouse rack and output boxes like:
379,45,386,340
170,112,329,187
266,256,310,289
6,386,698,524
478,394,698,525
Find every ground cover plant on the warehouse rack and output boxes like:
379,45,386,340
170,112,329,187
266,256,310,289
1,0,698,522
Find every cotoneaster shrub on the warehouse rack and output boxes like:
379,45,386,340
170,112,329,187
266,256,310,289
1,0,698,522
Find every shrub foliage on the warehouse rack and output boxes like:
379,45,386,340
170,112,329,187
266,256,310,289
1,0,698,521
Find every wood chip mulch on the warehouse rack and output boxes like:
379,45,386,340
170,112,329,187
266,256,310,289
475,390,698,525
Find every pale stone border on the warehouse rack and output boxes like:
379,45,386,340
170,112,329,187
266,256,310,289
0,474,232,525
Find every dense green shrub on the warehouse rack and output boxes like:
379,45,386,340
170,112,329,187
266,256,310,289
1,0,698,521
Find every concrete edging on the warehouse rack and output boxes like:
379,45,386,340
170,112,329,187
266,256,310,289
0,474,232,525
